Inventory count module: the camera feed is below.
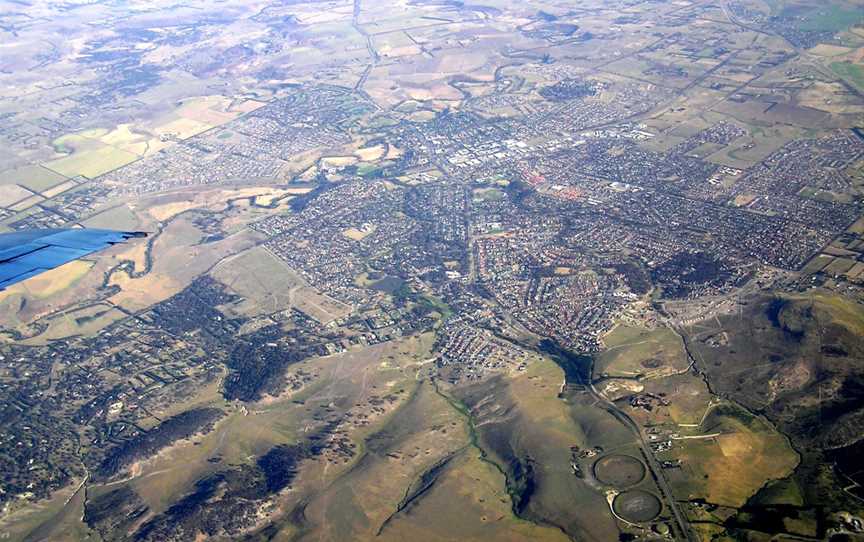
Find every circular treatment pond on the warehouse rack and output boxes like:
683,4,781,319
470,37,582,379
613,490,662,523
593,454,646,488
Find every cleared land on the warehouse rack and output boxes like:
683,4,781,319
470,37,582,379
595,325,689,378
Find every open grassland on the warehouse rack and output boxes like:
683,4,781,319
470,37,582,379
145,185,303,222
326,356,608,542
41,180,78,199
343,225,377,240
20,304,126,346
750,476,806,507
0,244,134,335
472,187,506,202
99,335,433,526
288,381,466,541
3,1,863,539
153,117,213,140
321,155,359,169
175,95,264,126
0,259,93,300
378,451,570,542
0,476,93,542
0,180,292,339
830,60,864,93
787,291,864,336
662,403,798,507
45,146,139,179
0,183,35,207
267,336,436,539
146,200,204,222
123,401,300,514
52,131,106,154
797,6,863,32
293,287,353,323
595,325,689,378
109,215,262,312
451,358,629,541
355,144,386,161
211,246,305,317
81,204,142,231
795,79,864,115
119,384,290,513
8,194,44,212
52,124,163,160
683,290,864,516
98,124,148,148
0,165,68,192
801,253,833,274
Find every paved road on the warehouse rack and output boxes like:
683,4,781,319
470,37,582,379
589,382,696,542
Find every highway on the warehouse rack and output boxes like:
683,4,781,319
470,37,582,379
588,382,696,542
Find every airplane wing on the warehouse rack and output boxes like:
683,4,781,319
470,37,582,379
0,228,146,291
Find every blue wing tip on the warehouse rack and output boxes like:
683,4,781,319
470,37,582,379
0,228,148,291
